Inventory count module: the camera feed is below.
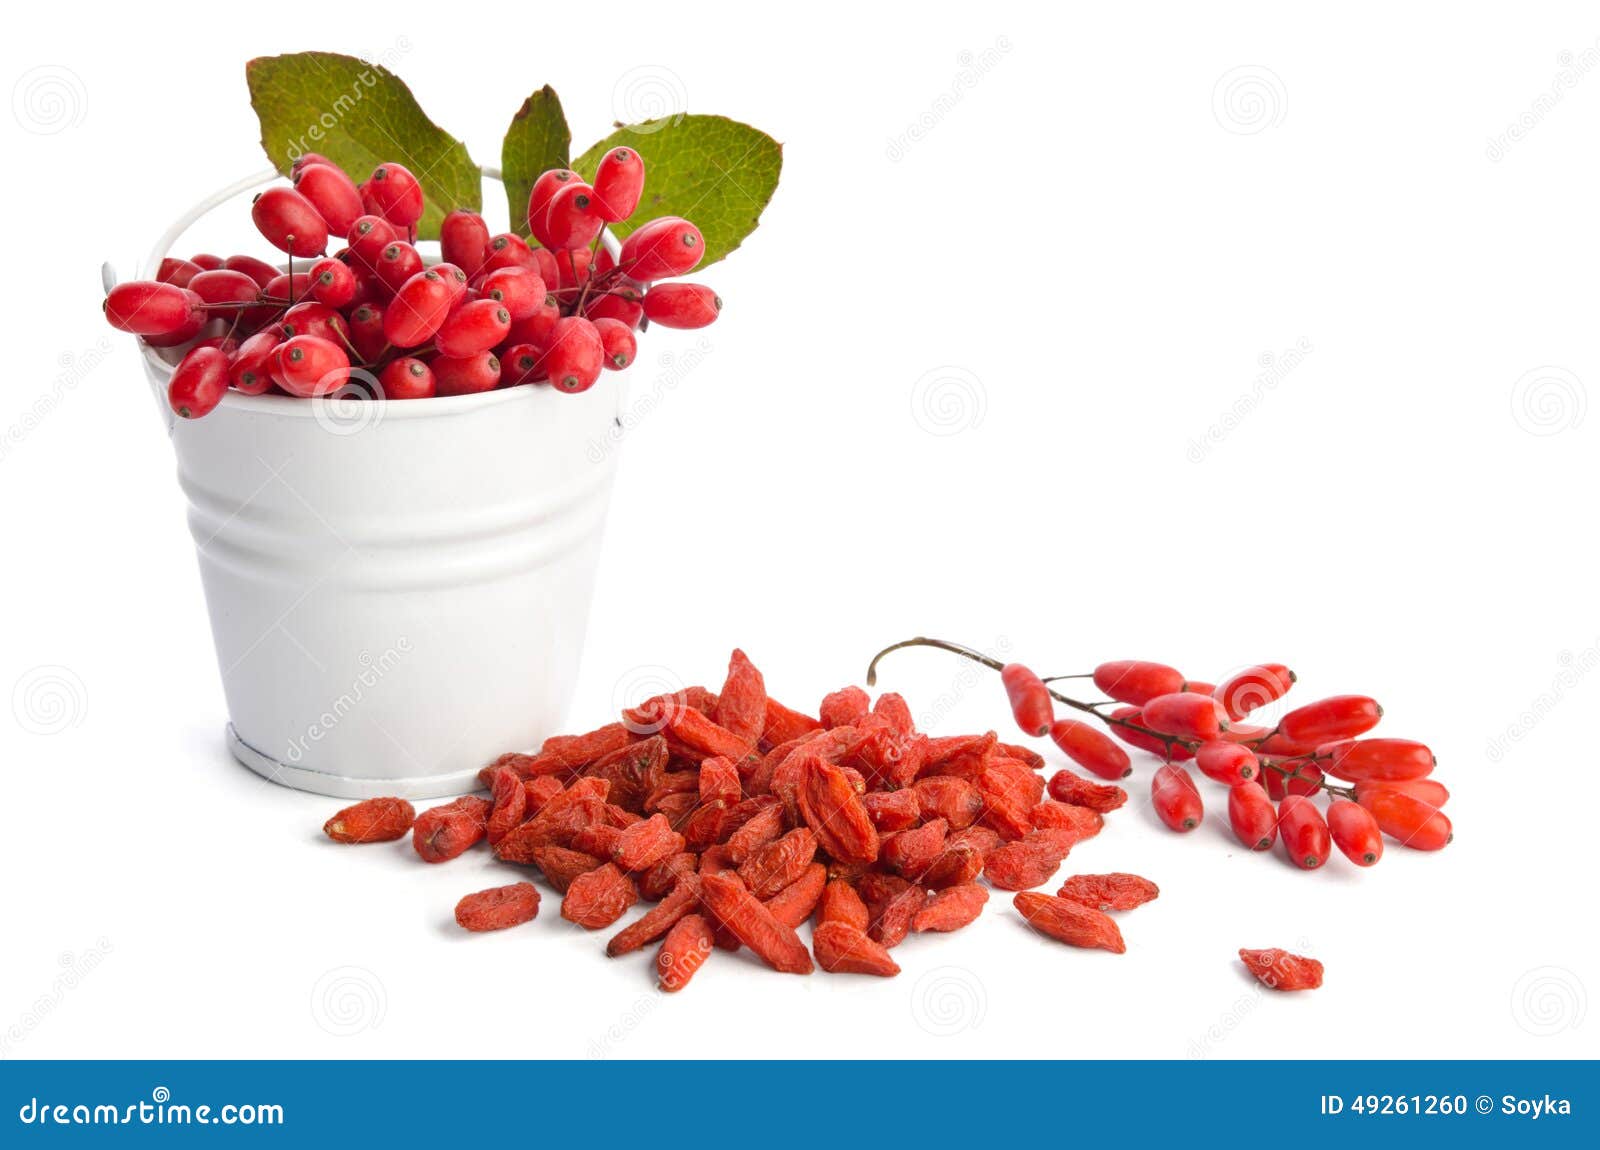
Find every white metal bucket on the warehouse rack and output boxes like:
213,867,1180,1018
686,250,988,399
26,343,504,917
125,171,628,799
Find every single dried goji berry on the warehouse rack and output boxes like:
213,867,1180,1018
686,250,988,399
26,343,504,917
582,735,667,811
996,743,1047,773
657,913,715,992
1029,800,1104,843
486,767,528,845
538,722,636,773
1045,769,1128,813
761,697,823,747
920,731,998,775
864,788,921,831
455,882,541,931
737,827,818,898
871,692,916,737
858,873,924,949
561,862,639,929
612,812,686,872
606,875,702,957
711,648,767,745
763,862,827,927
1014,892,1126,953
413,796,490,863
1239,947,1324,990
664,707,759,766
977,766,1035,842
983,828,1076,891
880,817,948,880
1056,873,1160,912
679,802,726,851
637,850,699,900
815,878,871,931
528,845,606,892
522,775,564,816
698,872,814,974
922,825,1001,889
818,685,871,729
797,751,881,864
724,800,787,864
912,775,984,829
323,796,415,843
813,921,901,976
569,822,626,859
912,882,988,933
698,754,742,808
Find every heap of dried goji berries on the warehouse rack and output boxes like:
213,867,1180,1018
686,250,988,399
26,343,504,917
323,649,1157,989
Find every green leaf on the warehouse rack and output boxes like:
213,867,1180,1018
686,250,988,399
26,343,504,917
245,52,480,240
501,86,572,237
573,115,782,267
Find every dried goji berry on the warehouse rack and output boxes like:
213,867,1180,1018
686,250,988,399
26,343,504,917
711,648,767,745
815,878,871,931
679,802,726,851
812,922,901,977
922,825,1000,889
912,882,988,933
664,707,759,766
612,812,686,872
413,797,490,863
724,800,787,864
569,822,625,859
324,797,414,843
1239,947,1323,990
455,882,541,931
880,817,948,880
797,751,881,865
698,872,814,974
762,697,823,747
582,735,667,812
561,862,639,929
818,685,870,729
976,765,1035,842
638,850,699,900
698,754,742,808
486,767,528,845
1056,873,1160,912
522,775,564,815
1014,892,1126,953
983,828,1076,891
737,827,818,898
763,862,827,927
920,731,998,776
606,875,702,957
1029,800,1104,843
997,743,1046,773
657,912,715,992
912,775,984,829
864,788,921,831
858,873,924,949
1045,769,1127,813
528,844,606,892
871,692,915,737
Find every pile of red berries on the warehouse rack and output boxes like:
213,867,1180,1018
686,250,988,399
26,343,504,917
101,150,719,419
867,638,1452,871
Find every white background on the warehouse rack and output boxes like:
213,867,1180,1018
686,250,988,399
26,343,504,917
3,1,1596,1060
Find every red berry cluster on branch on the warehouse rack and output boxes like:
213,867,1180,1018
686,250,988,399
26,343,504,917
866,638,1451,870
101,149,718,419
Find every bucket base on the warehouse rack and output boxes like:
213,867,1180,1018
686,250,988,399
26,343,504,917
226,724,484,800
